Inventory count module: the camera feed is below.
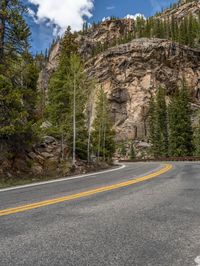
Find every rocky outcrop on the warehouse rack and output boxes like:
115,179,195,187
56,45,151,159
0,135,110,181
37,42,60,104
37,19,135,94
158,0,200,21
0,136,69,179
78,19,135,59
85,38,200,140
38,36,200,140
37,1,200,142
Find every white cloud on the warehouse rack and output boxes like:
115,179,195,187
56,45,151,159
27,7,39,24
28,0,94,35
102,13,146,23
28,8,35,17
102,16,111,22
125,13,146,20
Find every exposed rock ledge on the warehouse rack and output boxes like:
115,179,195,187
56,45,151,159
85,38,200,140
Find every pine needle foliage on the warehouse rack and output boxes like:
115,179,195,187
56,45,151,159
168,81,193,156
92,87,115,161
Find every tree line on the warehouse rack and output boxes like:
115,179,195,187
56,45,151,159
91,11,200,57
156,0,197,17
0,1,116,166
1,0,200,167
45,27,115,164
0,0,39,158
149,83,200,158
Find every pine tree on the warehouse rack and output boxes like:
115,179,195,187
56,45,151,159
155,86,168,157
148,87,168,158
149,97,157,156
0,0,30,68
120,141,127,158
92,87,115,161
168,81,193,157
170,15,178,41
46,27,78,136
18,51,39,122
0,1,38,155
0,75,26,152
89,9,200,56
46,29,91,162
130,142,136,160
178,17,189,45
60,26,78,61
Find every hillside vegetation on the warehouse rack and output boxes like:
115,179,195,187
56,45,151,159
1,0,200,182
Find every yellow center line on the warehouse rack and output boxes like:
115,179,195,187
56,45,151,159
0,164,172,217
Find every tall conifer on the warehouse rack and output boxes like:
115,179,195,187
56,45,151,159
92,87,115,161
168,81,193,156
149,87,168,157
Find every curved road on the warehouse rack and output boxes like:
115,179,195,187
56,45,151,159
0,162,200,266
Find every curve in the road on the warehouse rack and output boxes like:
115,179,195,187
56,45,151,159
0,164,126,192
0,164,172,217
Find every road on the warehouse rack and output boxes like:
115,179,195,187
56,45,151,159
0,162,200,266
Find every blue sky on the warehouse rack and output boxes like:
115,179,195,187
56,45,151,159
24,0,177,54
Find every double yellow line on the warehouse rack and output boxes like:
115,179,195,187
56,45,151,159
0,164,172,217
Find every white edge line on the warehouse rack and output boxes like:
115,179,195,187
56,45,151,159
0,164,126,193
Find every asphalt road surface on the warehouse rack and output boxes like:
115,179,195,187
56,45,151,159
0,162,200,266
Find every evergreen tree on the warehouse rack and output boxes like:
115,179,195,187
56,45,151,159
46,28,91,162
0,75,29,153
155,86,168,157
178,17,189,45
149,97,157,155
90,9,200,57
168,81,193,156
170,15,178,41
149,87,168,158
18,51,39,122
92,87,115,161
120,141,127,158
0,1,38,155
0,0,30,68
130,142,136,160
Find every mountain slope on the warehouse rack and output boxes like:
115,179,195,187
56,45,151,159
85,38,200,140
38,0,200,141
158,0,200,21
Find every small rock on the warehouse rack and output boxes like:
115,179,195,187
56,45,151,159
42,136,57,145
137,142,151,148
40,152,54,159
40,121,52,129
28,152,37,160
32,164,43,175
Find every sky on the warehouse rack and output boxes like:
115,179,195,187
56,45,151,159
24,0,178,54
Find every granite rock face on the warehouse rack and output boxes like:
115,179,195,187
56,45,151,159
78,19,135,59
37,42,60,107
85,38,200,140
0,136,69,179
37,19,135,94
37,5,200,141
158,0,200,21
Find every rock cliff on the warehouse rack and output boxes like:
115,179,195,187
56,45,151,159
85,38,200,140
37,41,60,112
38,1,200,141
78,19,135,58
158,0,200,21
37,19,135,96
